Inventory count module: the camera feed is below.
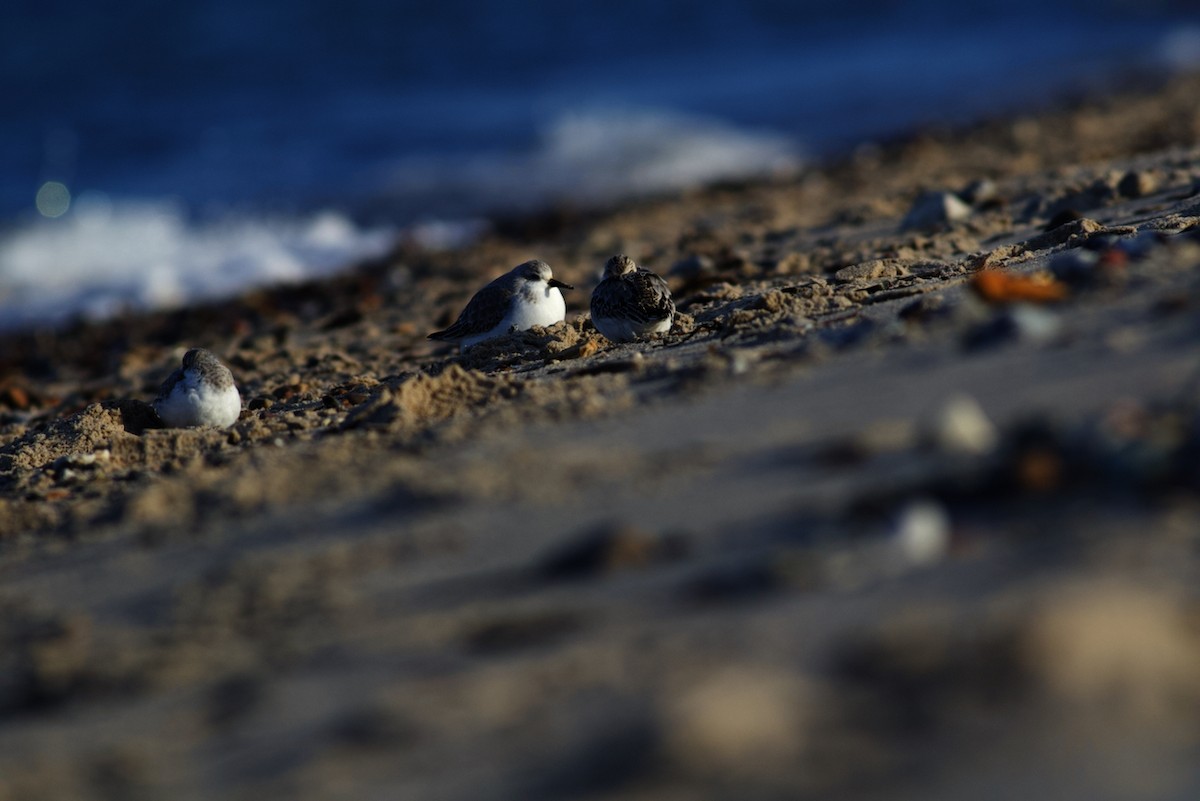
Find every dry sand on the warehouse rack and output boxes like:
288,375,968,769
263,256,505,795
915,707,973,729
1,74,1200,800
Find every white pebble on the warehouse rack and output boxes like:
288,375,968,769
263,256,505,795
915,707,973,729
933,393,998,455
894,499,952,566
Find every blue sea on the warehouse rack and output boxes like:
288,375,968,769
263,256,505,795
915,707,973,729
2,0,1197,329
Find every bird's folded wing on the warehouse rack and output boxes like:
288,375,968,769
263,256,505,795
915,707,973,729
429,284,513,340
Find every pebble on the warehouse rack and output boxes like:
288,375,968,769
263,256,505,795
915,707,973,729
1116,229,1164,259
727,350,752,376
0,386,32,410
932,394,998,455
1117,170,1159,199
1049,249,1100,285
1009,304,1063,342
964,304,1063,350
901,191,973,231
893,499,952,566
959,178,999,206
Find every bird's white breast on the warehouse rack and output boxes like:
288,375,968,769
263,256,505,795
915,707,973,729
461,284,565,348
155,372,242,428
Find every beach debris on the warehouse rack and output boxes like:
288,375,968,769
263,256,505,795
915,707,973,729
1114,229,1165,259
1048,249,1101,286
0,385,33,410
1117,169,1159,199
901,191,973,231
1012,439,1064,492
1007,304,1063,343
959,178,1000,207
930,394,998,455
971,269,1068,305
964,304,1063,350
892,499,952,566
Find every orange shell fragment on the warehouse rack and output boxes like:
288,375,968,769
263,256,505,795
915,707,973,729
971,269,1068,304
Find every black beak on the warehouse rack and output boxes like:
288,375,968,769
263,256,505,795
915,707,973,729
548,278,574,291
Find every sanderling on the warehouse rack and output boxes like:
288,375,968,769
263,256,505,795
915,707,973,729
428,259,573,350
153,348,242,429
589,254,675,342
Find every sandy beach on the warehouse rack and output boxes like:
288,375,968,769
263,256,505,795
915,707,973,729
2,73,1200,800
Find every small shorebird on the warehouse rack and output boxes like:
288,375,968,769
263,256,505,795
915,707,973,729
428,259,573,350
153,348,242,428
589,254,675,342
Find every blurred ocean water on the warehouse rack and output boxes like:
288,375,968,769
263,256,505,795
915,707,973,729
1,0,1197,328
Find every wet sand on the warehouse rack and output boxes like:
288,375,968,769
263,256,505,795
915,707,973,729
2,73,1200,800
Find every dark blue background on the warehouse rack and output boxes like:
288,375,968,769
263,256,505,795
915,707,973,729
2,1,1195,222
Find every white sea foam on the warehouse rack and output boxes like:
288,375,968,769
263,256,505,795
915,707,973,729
381,107,801,213
0,196,394,330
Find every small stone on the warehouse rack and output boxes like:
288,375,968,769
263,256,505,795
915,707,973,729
893,500,952,566
727,351,751,376
1116,229,1165,259
1117,170,1159,199
959,178,999,206
932,394,998,455
964,305,1063,350
0,386,31,410
901,191,973,231
1049,249,1100,286
1008,304,1063,343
